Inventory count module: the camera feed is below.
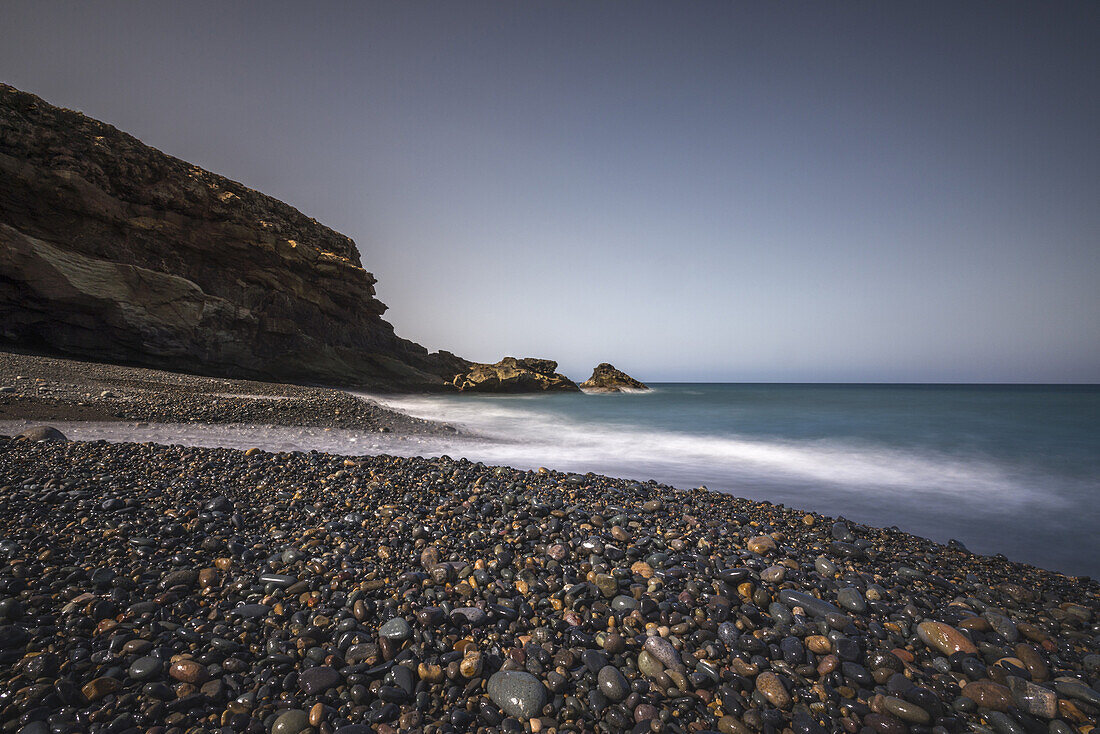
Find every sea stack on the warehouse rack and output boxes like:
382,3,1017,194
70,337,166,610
451,357,580,392
579,362,650,392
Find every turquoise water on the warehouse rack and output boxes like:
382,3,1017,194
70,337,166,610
376,384,1100,577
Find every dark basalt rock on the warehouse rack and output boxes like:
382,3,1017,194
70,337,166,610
450,356,580,392
15,425,67,442
579,362,649,392
0,83,469,390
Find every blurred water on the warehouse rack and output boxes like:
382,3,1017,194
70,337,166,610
370,384,1100,577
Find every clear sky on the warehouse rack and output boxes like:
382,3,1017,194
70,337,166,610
2,1,1097,382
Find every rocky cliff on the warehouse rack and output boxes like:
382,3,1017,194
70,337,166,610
450,357,580,392
0,83,469,389
579,363,649,392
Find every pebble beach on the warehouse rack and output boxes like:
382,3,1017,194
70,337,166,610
0,430,1097,734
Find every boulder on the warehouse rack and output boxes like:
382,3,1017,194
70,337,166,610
16,426,68,442
579,363,649,392
451,357,580,392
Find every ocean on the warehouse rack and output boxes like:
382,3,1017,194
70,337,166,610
9,383,1096,577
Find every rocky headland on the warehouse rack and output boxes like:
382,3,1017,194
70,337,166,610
580,364,650,393
0,83,470,391
0,84,656,398
0,434,1096,734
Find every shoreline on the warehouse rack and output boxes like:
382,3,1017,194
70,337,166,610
0,349,459,436
0,433,1096,733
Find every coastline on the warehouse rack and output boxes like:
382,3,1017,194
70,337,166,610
0,350,458,436
0,434,1096,733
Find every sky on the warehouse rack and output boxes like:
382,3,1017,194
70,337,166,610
1,1,1097,382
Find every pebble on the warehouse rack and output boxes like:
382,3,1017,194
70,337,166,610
81,676,119,701
836,586,866,613
962,680,1014,711
598,664,629,701
883,695,930,724
127,656,162,680
299,665,341,695
272,709,311,734
916,621,977,655
644,635,684,671
168,659,208,684
487,670,548,719
746,535,776,555
755,671,791,708
0,435,1094,734
1005,676,1058,718
378,616,411,641
777,589,842,618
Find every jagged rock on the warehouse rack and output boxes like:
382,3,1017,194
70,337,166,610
579,363,649,392
0,83,469,390
451,357,580,393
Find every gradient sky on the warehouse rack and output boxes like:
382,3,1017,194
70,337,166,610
2,1,1097,382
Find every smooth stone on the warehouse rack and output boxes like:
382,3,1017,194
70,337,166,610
1052,678,1100,707
768,601,793,626
917,621,977,656
864,713,907,734
637,649,665,678
487,670,548,719
746,535,776,555
81,677,120,702
755,671,790,708
1014,643,1049,681
229,603,271,618
300,665,341,695
984,711,1026,734
984,612,1019,642
831,522,855,542
1006,676,1057,718
451,607,488,626
961,680,1013,711
883,696,930,724
777,589,842,618
836,587,866,614
644,635,684,671
719,715,751,734
168,659,208,684
378,617,411,641
598,665,629,702
594,573,618,597
127,656,162,681
272,709,311,734
257,573,296,587
611,594,638,613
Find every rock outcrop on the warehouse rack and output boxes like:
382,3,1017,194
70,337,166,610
579,363,649,392
0,83,470,390
451,357,580,393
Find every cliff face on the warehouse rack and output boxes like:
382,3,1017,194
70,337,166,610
0,84,469,389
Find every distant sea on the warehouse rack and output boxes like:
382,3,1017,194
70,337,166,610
374,384,1100,578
